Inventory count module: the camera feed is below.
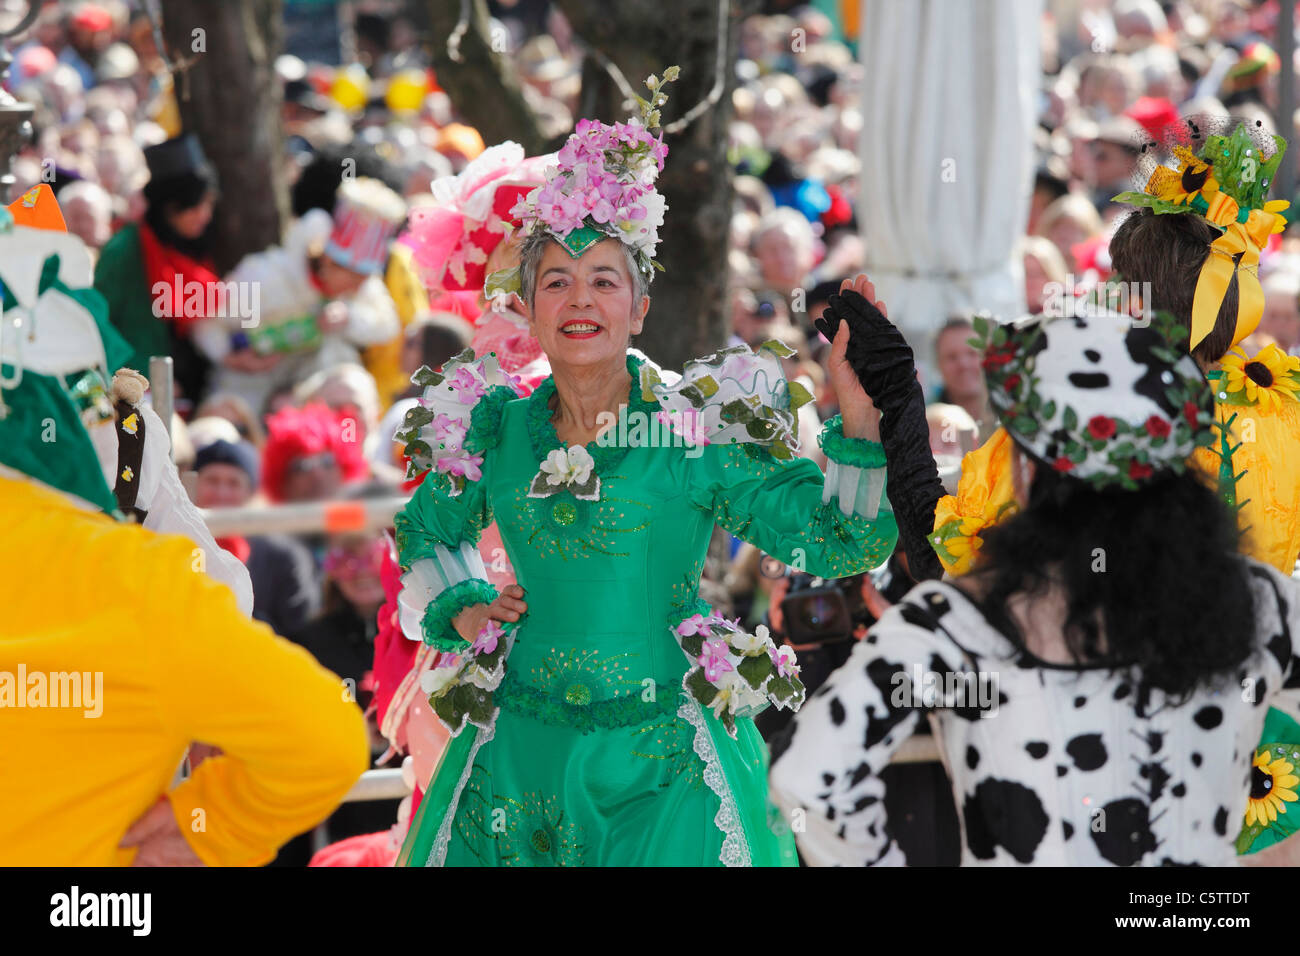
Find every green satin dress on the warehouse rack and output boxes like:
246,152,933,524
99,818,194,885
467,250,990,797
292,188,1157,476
394,352,898,866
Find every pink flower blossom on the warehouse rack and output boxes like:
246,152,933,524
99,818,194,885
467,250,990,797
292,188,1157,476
436,453,483,482
472,619,504,655
675,613,715,638
432,413,466,448
698,639,735,683
769,644,800,679
447,367,487,402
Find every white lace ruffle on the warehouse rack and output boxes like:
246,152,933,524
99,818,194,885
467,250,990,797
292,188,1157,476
396,542,491,643
677,697,752,867
428,721,497,867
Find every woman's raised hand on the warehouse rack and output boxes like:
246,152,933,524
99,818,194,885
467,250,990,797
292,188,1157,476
452,585,528,644
826,274,885,441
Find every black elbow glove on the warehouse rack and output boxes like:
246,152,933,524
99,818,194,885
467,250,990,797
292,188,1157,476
815,290,945,583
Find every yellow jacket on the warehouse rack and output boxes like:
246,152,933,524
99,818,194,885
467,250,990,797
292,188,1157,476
1193,397,1300,575
0,476,370,866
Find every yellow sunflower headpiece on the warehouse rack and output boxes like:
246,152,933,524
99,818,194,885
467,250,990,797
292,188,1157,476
1114,123,1291,352
1217,344,1300,412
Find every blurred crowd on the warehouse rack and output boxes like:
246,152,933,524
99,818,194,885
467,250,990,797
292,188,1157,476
8,0,1300,858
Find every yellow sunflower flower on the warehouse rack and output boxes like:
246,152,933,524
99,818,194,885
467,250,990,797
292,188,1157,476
934,516,985,576
1220,345,1300,411
1246,750,1300,826
1145,145,1219,205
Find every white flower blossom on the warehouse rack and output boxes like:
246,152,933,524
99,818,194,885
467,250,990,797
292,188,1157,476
729,625,772,657
420,662,463,697
539,445,595,487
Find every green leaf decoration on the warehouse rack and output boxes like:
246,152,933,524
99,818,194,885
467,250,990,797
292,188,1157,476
680,383,705,407
466,686,494,726
403,405,435,429
721,399,755,424
768,439,792,461
405,439,433,460
760,338,797,358
694,374,719,399
1011,416,1038,436
786,379,813,411
569,473,600,499
738,652,773,690
685,666,715,705
412,366,445,389
484,266,521,298
1042,400,1057,420
639,365,662,402
767,675,795,703
1111,191,1196,216
679,633,705,659
1062,406,1078,431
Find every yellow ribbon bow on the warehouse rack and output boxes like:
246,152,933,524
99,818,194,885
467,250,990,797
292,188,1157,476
1191,193,1289,350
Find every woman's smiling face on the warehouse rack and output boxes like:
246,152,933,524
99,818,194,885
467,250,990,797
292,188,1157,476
528,238,648,369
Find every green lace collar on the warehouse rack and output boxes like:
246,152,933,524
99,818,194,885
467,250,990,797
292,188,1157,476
526,353,659,472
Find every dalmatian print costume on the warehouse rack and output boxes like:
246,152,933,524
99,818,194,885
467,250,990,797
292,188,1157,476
769,560,1300,866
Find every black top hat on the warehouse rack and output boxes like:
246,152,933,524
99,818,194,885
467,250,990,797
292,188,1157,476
144,133,212,183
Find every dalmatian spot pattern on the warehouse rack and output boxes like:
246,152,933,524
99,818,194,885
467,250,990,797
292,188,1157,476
769,563,1300,866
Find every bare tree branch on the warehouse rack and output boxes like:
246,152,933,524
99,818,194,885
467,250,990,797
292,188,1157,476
424,0,548,156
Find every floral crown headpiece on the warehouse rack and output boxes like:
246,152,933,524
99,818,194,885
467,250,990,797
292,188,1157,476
508,66,678,285
1113,121,1291,351
975,304,1217,491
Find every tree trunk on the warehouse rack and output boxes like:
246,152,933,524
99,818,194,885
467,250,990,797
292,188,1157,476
554,0,750,371
423,0,549,156
160,0,288,273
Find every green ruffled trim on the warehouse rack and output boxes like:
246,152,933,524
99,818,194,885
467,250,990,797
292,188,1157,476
818,414,887,468
494,670,679,734
667,596,715,631
526,353,657,472
463,384,517,456
420,578,498,652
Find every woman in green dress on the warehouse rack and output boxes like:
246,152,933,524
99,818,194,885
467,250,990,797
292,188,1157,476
391,75,903,866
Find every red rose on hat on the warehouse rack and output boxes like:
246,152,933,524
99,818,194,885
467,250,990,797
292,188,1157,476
1053,456,1075,472
1129,460,1153,481
1003,374,1022,392
1144,415,1171,438
1183,401,1201,429
1087,415,1116,440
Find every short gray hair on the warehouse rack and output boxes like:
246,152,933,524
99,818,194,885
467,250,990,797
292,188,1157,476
518,230,650,308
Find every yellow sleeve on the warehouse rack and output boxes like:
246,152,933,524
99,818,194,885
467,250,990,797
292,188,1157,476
148,536,370,867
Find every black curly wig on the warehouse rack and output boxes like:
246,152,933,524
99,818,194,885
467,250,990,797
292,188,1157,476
968,463,1255,702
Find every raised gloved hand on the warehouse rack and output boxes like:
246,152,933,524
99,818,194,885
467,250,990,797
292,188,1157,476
815,279,944,582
